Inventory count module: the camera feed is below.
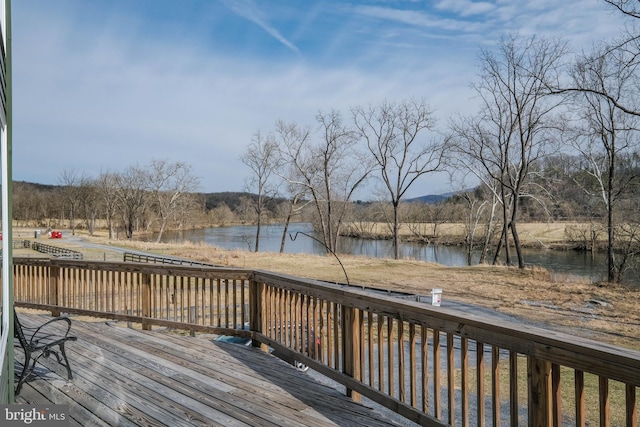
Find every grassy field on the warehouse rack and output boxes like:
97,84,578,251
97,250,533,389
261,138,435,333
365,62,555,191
345,221,599,247
12,224,639,351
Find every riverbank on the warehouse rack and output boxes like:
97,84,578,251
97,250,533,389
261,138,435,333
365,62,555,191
23,228,638,352
342,221,602,249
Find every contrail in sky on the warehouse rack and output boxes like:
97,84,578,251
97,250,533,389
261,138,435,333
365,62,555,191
221,0,301,55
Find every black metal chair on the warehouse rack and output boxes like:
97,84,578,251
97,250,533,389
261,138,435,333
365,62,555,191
13,312,77,395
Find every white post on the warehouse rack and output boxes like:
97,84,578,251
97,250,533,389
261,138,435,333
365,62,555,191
0,0,13,403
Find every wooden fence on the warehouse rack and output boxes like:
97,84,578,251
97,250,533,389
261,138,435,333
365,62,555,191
28,241,83,259
11,257,640,426
123,251,222,267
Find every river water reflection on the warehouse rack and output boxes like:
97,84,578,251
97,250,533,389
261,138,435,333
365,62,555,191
159,222,612,283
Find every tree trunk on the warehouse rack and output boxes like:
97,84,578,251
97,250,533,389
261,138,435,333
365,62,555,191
493,192,511,265
255,213,261,252
510,194,525,269
607,156,616,282
393,202,400,260
155,217,167,243
492,225,505,265
480,196,498,264
280,204,294,253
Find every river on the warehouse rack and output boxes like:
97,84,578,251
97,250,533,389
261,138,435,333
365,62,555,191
157,222,620,284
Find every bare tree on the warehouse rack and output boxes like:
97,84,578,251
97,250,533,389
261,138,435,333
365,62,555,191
458,191,488,265
276,112,373,253
115,165,148,239
58,169,81,235
571,45,640,281
445,126,505,264
564,29,640,283
559,1,640,118
353,98,443,259
277,182,310,253
240,131,281,252
146,159,200,243
96,171,120,239
77,175,100,235
210,202,235,226
449,35,567,268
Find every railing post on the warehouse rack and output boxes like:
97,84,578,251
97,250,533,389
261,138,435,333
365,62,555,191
49,265,60,317
249,278,268,352
528,356,552,427
342,306,361,402
141,273,151,331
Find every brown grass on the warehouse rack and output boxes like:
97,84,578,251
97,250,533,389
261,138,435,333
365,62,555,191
350,221,588,243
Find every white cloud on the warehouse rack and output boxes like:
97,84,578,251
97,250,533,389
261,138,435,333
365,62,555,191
434,0,495,17
352,5,486,33
220,0,301,55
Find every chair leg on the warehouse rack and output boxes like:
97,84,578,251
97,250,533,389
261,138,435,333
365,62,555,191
59,343,73,380
15,350,36,395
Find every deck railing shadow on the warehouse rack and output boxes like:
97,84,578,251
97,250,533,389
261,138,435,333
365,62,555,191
11,257,640,426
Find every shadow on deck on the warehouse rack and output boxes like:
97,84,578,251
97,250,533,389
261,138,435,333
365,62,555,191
14,312,405,427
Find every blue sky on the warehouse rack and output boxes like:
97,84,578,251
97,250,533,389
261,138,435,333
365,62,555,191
12,0,622,197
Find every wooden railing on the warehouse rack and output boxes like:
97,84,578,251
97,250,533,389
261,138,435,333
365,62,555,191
11,257,640,426
123,252,222,267
28,241,83,259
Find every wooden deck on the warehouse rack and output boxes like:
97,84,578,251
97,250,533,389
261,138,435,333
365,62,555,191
13,312,405,427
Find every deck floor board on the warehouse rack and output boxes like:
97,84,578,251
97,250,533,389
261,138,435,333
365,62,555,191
13,313,404,427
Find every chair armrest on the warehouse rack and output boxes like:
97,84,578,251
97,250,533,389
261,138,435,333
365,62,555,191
28,317,73,342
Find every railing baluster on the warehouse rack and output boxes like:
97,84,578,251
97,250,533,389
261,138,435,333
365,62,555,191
109,270,114,315
359,309,365,386
241,278,246,325
576,369,585,427
398,320,405,403
462,337,469,426
333,302,339,370
294,292,300,352
388,317,395,398
196,277,202,325
224,278,229,327
216,278,221,327
49,265,59,317
311,296,318,360
368,311,374,387
492,345,500,427
627,383,637,427
409,323,417,408
510,351,518,427
477,341,485,427
233,279,238,328
447,333,455,426
378,314,385,393
600,376,610,427
287,290,292,348
433,328,441,420
421,326,428,414
552,363,562,427
141,272,151,330
318,299,329,365
278,287,283,341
